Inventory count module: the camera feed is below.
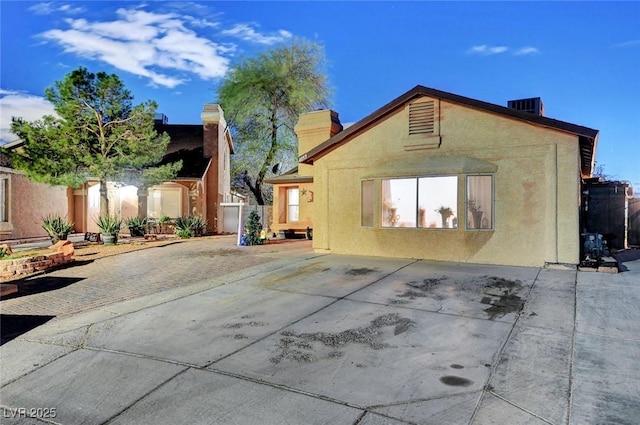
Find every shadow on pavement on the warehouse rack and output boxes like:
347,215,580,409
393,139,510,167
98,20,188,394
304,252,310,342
1,276,85,300
1,314,55,345
613,248,640,272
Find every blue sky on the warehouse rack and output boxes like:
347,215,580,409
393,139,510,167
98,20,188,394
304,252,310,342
1,1,638,191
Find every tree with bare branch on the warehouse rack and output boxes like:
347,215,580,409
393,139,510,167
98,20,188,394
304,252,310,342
217,39,330,205
8,67,181,215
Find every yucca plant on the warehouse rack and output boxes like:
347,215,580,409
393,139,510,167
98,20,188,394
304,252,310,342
42,213,74,243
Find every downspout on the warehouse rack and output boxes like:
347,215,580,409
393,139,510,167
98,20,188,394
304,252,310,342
553,144,559,264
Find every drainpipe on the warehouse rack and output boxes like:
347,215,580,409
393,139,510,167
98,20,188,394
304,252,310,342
552,144,559,264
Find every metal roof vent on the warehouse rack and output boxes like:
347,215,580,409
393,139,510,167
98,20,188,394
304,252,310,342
507,97,544,116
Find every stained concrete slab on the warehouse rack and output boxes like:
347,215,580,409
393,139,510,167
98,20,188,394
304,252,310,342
489,325,573,424
0,340,75,386
518,268,576,332
2,245,636,424
368,391,481,425
242,255,415,298
86,285,337,366
0,349,186,425
570,332,640,425
472,393,551,424
213,299,511,412
357,412,413,424
576,280,640,340
107,368,362,425
347,260,537,322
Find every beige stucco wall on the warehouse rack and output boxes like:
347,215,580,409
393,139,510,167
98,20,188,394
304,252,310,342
311,98,582,267
270,182,314,235
0,168,69,240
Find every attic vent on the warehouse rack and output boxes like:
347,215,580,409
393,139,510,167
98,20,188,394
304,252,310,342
409,101,435,135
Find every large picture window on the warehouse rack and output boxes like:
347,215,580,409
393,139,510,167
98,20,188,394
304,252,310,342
418,176,458,228
467,175,493,229
382,178,417,227
381,176,458,228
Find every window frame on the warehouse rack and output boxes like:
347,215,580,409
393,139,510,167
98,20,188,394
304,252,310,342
0,176,8,223
361,179,375,227
363,173,495,231
286,187,300,223
465,174,494,231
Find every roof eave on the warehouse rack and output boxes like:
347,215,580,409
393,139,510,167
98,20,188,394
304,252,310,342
300,85,600,165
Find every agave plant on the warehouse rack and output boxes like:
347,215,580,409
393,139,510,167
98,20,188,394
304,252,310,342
125,216,147,237
42,213,74,243
95,214,123,236
174,215,207,238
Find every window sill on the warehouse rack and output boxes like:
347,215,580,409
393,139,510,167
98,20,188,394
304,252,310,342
402,135,441,151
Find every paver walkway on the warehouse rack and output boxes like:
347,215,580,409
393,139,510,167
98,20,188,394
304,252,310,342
0,236,312,318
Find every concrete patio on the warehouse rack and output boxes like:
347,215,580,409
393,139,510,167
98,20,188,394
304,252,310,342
1,242,638,424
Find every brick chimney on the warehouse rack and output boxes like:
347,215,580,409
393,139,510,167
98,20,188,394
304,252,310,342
201,104,226,158
295,110,342,176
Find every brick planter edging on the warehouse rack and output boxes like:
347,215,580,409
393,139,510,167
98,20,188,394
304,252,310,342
0,242,74,279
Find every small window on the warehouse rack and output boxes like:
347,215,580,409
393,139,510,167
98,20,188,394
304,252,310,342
361,180,374,227
287,188,299,222
467,175,493,230
0,177,7,222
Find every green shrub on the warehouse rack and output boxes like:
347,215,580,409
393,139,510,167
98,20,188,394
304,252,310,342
242,209,263,246
42,213,74,243
174,215,207,238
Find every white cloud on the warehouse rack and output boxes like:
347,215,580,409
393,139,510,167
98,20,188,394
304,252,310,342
0,90,56,144
468,45,509,55
221,23,292,45
468,45,540,56
514,46,539,55
38,8,233,88
29,2,84,15
614,39,640,48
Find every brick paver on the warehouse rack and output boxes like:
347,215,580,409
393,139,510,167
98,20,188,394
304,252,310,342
0,236,312,317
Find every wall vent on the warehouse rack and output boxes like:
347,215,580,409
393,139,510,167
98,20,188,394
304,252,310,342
408,101,435,135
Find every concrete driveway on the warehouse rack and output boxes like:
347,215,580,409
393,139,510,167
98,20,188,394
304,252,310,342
1,245,639,424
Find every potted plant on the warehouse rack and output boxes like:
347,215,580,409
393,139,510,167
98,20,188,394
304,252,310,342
95,214,123,244
436,206,454,228
468,199,484,229
125,216,147,237
42,213,74,243
158,214,172,234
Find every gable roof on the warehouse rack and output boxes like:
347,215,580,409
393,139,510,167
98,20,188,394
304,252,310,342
300,85,599,177
158,147,211,179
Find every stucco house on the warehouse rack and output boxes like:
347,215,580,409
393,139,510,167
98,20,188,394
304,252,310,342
2,104,235,239
269,85,599,268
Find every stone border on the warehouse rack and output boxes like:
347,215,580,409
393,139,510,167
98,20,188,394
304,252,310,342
0,241,74,279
